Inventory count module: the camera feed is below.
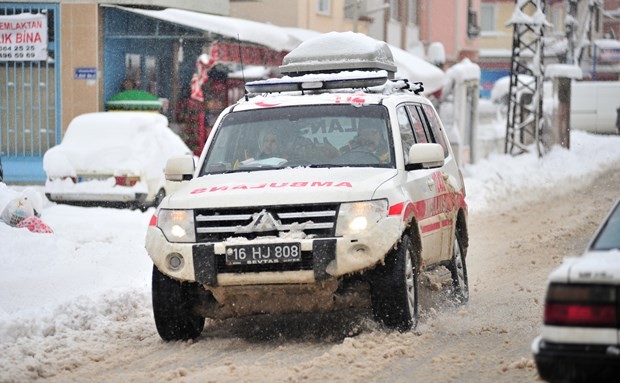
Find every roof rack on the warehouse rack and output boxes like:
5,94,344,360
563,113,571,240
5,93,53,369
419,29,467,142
245,73,425,95
245,71,389,94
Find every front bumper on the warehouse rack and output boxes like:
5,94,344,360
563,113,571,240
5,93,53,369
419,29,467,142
145,216,403,285
532,336,620,382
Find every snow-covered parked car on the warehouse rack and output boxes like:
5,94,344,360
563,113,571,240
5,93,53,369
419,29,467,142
145,32,469,341
44,112,192,210
532,198,620,382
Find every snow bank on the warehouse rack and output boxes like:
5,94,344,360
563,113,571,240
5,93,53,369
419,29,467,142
463,131,620,212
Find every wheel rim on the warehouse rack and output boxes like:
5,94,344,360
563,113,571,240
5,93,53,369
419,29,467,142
405,248,415,316
453,238,468,298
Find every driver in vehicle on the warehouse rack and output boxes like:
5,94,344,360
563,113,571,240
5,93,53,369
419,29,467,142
340,120,389,162
258,129,280,159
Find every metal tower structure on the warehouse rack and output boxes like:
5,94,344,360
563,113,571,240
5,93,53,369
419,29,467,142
504,0,549,156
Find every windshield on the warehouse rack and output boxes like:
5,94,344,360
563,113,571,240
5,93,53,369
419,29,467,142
591,201,620,250
200,104,394,175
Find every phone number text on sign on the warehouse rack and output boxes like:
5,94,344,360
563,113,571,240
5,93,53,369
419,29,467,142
0,44,39,59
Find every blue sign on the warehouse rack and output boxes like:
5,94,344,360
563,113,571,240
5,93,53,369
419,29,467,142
480,69,510,100
74,67,97,80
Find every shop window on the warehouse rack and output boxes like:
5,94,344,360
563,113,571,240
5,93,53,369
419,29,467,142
124,53,141,90
317,0,331,16
145,55,158,95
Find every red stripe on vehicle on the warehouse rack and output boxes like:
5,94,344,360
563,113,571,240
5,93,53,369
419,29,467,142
403,202,417,222
149,214,157,227
390,190,467,222
388,202,404,216
421,222,441,233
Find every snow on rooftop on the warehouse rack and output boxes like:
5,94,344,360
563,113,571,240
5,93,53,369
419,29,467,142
594,39,620,49
109,6,298,52
389,44,445,94
507,1,552,26
546,64,583,80
446,58,481,83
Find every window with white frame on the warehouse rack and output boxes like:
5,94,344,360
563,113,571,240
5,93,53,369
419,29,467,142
390,0,400,21
408,0,417,25
317,0,331,16
549,5,562,36
344,0,355,19
480,4,496,33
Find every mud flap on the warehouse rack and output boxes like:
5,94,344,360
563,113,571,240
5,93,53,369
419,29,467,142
312,239,336,281
193,244,217,285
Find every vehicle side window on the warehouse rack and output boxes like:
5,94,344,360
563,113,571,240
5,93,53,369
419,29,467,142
419,104,449,157
405,105,428,143
396,106,415,162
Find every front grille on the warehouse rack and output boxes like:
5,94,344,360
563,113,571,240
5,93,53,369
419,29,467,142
194,204,339,242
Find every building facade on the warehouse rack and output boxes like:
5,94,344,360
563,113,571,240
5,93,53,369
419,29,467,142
1,1,299,183
477,0,618,98
231,0,481,69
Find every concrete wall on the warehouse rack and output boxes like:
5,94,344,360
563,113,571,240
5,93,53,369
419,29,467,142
419,0,479,65
478,1,513,51
229,0,299,27
60,3,102,132
229,0,367,34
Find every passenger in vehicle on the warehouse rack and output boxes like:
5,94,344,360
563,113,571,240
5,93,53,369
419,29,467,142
340,120,389,161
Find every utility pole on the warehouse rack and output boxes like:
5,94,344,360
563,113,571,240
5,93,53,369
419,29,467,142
504,0,549,157
551,0,580,150
565,0,579,65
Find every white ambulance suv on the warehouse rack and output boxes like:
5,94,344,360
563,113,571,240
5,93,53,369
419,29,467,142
145,32,469,341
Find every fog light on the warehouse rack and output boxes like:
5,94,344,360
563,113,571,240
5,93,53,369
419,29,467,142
166,253,184,271
351,244,370,256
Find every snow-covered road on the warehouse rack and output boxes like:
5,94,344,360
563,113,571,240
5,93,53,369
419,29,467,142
1,131,620,382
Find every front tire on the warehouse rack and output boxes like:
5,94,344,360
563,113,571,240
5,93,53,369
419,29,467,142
152,266,205,341
370,234,419,331
448,236,469,304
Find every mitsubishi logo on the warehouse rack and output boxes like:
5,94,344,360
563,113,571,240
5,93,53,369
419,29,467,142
252,210,279,232
235,209,281,233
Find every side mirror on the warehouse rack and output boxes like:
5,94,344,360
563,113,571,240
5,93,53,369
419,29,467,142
165,155,195,182
406,143,445,170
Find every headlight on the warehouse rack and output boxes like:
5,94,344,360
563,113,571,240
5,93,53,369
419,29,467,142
336,199,388,236
158,209,196,243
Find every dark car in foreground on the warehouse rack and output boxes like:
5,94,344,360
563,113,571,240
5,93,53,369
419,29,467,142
532,198,620,383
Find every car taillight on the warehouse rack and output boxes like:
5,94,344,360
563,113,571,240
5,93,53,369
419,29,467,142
544,283,617,327
114,175,140,186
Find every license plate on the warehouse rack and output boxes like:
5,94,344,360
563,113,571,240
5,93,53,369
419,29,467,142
225,243,301,265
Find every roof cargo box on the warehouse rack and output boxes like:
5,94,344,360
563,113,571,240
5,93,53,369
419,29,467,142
279,31,397,78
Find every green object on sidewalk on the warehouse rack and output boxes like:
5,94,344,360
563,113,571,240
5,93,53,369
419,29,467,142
105,90,162,111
